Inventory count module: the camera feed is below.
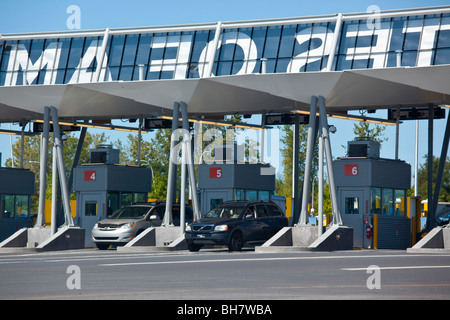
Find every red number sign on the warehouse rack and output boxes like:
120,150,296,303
84,170,96,181
209,167,222,178
344,164,358,176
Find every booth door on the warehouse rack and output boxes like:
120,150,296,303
204,190,231,215
341,190,364,248
80,193,104,247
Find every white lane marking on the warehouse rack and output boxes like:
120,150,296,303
99,254,450,267
342,265,450,271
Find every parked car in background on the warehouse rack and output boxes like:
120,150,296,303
436,204,450,226
92,202,193,250
185,200,287,252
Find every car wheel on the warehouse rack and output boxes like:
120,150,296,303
187,241,202,252
228,231,243,251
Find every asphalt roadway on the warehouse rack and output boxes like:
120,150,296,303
0,248,449,301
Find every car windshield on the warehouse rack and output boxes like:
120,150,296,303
110,206,149,219
205,206,244,219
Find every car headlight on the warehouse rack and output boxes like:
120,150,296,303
214,225,228,232
93,223,99,230
185,224,192,232
120,222,135,230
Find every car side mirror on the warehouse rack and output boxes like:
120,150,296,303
149,214,160,220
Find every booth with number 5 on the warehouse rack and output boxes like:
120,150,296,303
333,138,412,249
197,145,277,216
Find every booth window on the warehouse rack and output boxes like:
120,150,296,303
382,188,394,215
234,189,245,200
370,187,382,214
85,201,97,216
345,197,359,214
394,189,406,216
133,193,147,203
107,193,119,216
1,194,15,218
258,191,270,201
246,190,258,201
15,195,29,218
0,194,30,219
121,192,133,206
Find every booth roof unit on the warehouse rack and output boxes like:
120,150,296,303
0,167,35,195
333,158,411,190
198,162,275,191
73,164,152,193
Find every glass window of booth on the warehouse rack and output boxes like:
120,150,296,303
0,194,30,219
382,188,394,215
370,187,382,214
394,189,406,216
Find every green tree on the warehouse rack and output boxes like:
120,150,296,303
275,124,333,215
352,121,388,145
121,129,172,200
416,155,450,202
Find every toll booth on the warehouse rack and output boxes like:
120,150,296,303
0,160,35,242
197,145,277,215
333,139,411,249
73,146,152,247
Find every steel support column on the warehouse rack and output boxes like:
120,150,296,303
431,109,450,229
180,102,201,221
318,96,342,225
50,106,74,227
35,106,50,227
318,128,324,235
162,102,180,226
292,113,300,225
298,96,318,225
426,104,434,231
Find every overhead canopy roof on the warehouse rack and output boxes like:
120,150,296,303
0,64,448,122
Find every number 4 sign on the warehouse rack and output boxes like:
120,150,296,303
344,164,358,176
84,170,96,181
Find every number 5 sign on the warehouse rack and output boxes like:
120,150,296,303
209,167,222,179
344,164,358,176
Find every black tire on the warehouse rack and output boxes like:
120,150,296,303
228,231,243,251
187,241,202,252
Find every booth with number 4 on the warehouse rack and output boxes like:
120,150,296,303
73,145,152,247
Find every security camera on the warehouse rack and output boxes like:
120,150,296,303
329,125,337,134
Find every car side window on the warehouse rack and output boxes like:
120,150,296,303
244,206,256,219
149,206,163,220
256,204,269,218
267,204,283,216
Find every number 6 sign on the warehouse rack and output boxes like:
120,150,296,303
344,164,358,176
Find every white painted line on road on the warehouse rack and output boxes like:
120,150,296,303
99,254,450,267
342,265,450,271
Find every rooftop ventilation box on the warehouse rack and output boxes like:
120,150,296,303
347,138,380,159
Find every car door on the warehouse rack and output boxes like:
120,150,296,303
265,203,287,235
241,205,259,241
255,204,273,240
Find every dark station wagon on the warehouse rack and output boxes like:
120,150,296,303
185,200,287,252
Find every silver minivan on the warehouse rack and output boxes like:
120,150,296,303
92,202,193,250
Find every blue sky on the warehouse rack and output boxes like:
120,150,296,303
0,0,449,183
